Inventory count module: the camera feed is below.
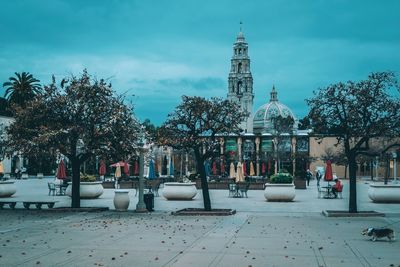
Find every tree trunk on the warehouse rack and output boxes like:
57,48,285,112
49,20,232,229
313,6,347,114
71,158,81,208
344,164,348,180
194,150,211,211
348,155,357,213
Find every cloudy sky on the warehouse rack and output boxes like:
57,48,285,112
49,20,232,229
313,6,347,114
1,0,399,125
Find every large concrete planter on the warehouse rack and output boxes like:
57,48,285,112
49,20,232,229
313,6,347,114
368,183,400,203
114,190,130,211
0,181,17,197
264,183,296,201
66,182,104,199
162,182,197,200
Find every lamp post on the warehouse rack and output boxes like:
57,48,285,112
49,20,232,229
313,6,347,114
136,127,147,212
393,152,397,184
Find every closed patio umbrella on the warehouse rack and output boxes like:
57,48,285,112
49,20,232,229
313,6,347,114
169,159,174,176
229,162,236,178
242,161,247,176
262,162,266,174
99,160,106,177
114,163,122,179
212,161,217,176
324,160,333,182
0,161,4,175
56,160,67,180
249,161,255,176
148,159,156,179
123,161,130,176
235,162,244,183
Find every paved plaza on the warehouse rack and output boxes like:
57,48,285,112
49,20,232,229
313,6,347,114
0,178,399,266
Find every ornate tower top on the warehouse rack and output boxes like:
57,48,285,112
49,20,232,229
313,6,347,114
270,85,278,101
227,23,254,132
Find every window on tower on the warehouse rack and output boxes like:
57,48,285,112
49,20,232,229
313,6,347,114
238,63,242,73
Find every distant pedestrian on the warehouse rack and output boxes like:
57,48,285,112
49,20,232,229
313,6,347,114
316,170,322,186
306,169,313,186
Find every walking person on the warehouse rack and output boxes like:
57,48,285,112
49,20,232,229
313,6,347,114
306,169,313,186
316,170,322,186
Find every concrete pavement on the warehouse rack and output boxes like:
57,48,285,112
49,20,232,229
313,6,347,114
0,178,399,266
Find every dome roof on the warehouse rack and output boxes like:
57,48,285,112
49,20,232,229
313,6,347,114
253,86,297,134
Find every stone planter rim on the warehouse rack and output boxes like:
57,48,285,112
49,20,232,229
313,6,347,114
67,181,103,185
369,183,400,188
114,189,130,193
264,183,294,187
0,181,15,184
164,182,196,186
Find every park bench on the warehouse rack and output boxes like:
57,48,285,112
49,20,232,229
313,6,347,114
23,201,57,209
0,201,17,209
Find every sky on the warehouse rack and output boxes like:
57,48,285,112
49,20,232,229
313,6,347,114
1,0,399,125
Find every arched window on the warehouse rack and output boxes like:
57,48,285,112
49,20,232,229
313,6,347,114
237,81,243,95
239,49,242,54
238,63,242,73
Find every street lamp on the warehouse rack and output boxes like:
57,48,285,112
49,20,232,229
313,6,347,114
392,152,397,184
136,126,148,212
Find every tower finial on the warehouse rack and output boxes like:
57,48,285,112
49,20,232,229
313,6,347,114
270,85,278,101
240,21,243,32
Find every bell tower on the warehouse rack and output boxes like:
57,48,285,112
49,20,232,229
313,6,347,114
227,23,254,132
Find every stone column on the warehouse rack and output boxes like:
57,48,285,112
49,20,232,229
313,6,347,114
237,137,242,162
291,137,296,177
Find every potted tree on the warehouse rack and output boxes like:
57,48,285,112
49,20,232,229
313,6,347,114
264,172,295,201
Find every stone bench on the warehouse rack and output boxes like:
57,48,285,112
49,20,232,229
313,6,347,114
23,201,57,209
0,201,17,209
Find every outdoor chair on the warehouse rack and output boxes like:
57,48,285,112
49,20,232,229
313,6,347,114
336,185,344,199
238,182,250,198
48,182,56,196
228,183,237,197
317,185,327,199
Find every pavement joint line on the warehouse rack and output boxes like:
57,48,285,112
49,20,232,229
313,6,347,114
344,240,372,267
162,223,222,267
208,214,250,267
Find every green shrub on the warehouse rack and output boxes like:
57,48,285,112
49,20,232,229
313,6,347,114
80,173,96,182
269,172,293,184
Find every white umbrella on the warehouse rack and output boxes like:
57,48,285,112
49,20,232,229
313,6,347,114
229,162,236,178
115,163,122,179
236,162,244,183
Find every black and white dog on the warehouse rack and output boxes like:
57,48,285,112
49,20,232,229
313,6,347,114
362,227,395,242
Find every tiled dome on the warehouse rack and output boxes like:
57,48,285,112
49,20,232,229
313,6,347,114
253,86,297,134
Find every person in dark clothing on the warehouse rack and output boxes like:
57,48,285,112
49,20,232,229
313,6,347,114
306,169,313,186
316,170,322,186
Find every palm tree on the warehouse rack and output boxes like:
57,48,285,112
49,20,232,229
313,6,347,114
3,72,42,107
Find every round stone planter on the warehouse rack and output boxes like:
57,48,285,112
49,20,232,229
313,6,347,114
114,190,130,211
368,183,400,203
65,182,104,199
264,183,296,202
0,181,17,197
162,182,197,200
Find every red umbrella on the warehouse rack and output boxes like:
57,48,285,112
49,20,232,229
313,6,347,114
212,161,217,176
99,160,106,176
56,160,67,179
262,162,266,174
324,160,333,181
242,161,247,176
123,161,130,176
134,160,139,175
